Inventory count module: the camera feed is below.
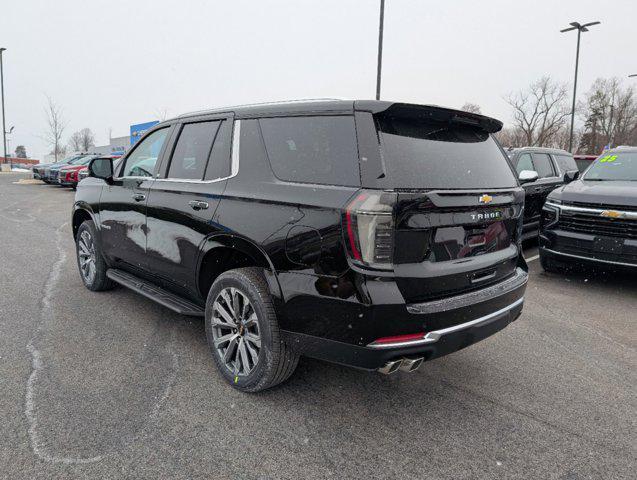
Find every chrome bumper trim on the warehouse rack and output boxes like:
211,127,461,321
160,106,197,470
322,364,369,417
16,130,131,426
406,267,528,315
542,248,637,268
368,297,524,349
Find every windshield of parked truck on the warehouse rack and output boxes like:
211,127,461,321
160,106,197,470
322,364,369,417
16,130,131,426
584,152,637,181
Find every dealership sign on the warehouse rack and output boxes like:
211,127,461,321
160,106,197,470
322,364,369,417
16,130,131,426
130,121,159,146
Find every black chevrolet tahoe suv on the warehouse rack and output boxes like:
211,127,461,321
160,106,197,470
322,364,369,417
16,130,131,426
539,147,637,272
508,147,579,240
73,100,529,392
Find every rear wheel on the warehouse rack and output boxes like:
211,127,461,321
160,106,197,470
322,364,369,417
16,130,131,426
205,267,299,392
75,220,115,291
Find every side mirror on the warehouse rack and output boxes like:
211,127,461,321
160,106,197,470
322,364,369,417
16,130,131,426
563,170,579,183
518,170,539,184
88,157,114,183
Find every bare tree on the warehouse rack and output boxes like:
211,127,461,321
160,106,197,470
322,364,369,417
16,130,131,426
505,77,571,148
42,95,67,162
69,128,96,152
495,126,526,149
578,78,637,153
461,102,482,114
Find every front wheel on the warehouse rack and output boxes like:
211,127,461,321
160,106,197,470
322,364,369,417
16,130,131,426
205,268,299,392
75,220,115,291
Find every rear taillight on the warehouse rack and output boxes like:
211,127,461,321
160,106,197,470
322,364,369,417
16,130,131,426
343,190,397,270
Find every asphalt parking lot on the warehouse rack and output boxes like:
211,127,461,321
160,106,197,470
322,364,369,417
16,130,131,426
0,171,635,479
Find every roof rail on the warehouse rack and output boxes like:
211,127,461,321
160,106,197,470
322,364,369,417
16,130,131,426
177,98,343,118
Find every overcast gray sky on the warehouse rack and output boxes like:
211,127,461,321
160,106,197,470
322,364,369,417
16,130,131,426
1,0,635,159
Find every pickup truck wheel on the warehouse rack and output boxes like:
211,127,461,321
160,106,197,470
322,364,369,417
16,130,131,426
75,220,115,291
205,267,299,392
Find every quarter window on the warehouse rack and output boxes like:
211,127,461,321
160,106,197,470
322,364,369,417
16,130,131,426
259,116,360,186
168,121,220,180
554,154,577,173
122,128,169,177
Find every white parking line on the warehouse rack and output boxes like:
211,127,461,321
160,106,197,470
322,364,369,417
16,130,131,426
525,254,540,262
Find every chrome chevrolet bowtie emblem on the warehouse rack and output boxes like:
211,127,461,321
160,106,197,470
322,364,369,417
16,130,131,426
600,210,623,219
479,194,493,204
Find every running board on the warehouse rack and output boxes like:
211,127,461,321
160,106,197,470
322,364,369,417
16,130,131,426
106,268,205,317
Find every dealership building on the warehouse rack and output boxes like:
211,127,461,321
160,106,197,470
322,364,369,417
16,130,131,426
41,120,159,163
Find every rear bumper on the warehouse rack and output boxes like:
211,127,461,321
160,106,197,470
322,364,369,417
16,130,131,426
278,267,528,370
283,297,523,370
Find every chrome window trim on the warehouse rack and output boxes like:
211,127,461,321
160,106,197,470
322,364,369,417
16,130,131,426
153,120,240,185
546,202,637,220
368,297,524,349
543,248,637,268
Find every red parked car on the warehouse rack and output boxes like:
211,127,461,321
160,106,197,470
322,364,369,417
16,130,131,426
573,154,598,173
59,155,121,188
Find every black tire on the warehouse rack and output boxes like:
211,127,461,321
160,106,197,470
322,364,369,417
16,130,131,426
205,267,299,392
75,220,115,291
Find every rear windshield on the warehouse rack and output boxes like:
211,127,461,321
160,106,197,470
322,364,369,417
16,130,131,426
374,115,517,189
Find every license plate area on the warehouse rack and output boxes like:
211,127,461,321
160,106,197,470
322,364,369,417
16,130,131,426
593,236,624,254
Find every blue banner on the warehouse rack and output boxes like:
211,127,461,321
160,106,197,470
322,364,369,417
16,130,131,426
130,121,159,146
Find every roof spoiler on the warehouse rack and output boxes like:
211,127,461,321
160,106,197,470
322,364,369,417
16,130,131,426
355,101,503,134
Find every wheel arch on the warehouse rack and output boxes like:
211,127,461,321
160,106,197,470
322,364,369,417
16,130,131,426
197,234,283,302
72,203,97,240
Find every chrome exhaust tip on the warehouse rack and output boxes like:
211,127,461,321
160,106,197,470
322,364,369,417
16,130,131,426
378,359,403,375
398,357,424,373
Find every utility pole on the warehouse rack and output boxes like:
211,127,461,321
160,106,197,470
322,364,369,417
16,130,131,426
0,48,7,165
375,0,385,100
560,21,600,152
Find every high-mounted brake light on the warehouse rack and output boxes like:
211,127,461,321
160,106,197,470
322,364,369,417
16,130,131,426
343,190,397,270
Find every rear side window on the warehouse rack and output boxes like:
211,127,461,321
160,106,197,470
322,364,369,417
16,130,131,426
373,115,517,189
554,154,577,173
259,116,360,186
532,153,555,178
168,121,219,180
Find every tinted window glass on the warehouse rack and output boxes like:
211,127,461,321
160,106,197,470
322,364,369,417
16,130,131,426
205,120,232,180
259,116,360,186
168,122,219,180
375,116,516,189
554,154,577,173
576,159,592,172
532,153,555,178
515,153,534,174
122,128,169,177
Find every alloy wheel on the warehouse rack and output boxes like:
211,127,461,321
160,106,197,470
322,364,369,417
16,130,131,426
78,230,97,285
211,287,261,377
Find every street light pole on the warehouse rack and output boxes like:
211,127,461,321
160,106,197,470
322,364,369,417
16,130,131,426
629,74,637,78
0,48,7,165
560,21,600,152
375,0,385,101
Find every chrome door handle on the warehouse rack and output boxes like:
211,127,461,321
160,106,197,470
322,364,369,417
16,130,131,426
132,193,146,202
188,200,209,210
